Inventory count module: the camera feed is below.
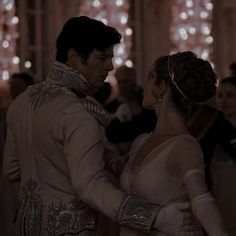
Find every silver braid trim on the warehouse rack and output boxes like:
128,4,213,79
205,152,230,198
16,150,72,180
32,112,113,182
117,196,159,233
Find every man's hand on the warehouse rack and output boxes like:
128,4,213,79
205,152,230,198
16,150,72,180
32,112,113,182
154,202,194,235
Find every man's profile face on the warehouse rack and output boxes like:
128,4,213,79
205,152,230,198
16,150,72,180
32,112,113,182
68,47,114,91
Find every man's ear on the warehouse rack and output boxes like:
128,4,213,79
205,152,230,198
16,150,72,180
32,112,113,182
67,49,81,66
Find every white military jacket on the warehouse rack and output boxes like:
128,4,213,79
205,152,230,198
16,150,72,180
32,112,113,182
3,62,158,236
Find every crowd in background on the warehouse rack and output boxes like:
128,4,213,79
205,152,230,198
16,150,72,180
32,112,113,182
0,62,236,235
0,49,236,236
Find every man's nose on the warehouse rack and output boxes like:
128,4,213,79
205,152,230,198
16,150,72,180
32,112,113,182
106,59,114,71
220,96,227,102
218,97,227,106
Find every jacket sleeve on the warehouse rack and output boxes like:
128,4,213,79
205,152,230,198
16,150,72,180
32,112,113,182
63,109,159,233
3,126,21,182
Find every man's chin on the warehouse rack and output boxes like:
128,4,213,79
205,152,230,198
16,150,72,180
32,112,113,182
95,83,105,91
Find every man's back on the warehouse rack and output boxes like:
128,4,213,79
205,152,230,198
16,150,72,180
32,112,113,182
4,82,97,235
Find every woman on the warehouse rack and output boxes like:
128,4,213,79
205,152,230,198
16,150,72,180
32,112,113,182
120,51,228,236
200,76,236,235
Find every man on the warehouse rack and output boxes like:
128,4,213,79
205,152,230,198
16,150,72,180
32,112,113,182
2,16,190,235
0,72,34,236
8,72,34,100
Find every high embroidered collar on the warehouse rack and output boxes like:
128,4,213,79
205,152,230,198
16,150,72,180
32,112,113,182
45,61,110,127
46,61,96,96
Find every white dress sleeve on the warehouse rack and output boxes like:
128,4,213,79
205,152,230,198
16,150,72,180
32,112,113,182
184,169,228,236
169,136,229,236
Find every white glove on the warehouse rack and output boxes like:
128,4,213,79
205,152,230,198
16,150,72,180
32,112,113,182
154,202,192,235
184,169,229,236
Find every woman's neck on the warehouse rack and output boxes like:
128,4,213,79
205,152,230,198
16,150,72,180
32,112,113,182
154,109,189,136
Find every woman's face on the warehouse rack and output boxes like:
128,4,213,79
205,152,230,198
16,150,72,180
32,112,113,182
143,65,158,109
216,82,236,117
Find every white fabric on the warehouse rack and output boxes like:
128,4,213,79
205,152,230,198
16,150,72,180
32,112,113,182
120,135,204,236
2,63,126,235
184,169,228,236
154,202,191,235
183,169,208,200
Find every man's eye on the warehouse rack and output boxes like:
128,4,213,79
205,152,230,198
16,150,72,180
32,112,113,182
99,56,107,60
227,93,236,97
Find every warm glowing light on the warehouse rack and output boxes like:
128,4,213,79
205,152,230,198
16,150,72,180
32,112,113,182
2,40,9,48
125,60,133,67
12,56,20,64
11,16,19,24
120,14,128,24
200,11,208,19
201,49,209,60
2,70,10,80
117,45,124,55
189,26,196,34
170,0,213,62
92,0,101,7
24,61,32,69
79,0,133,80
115,57,123,65
179,28,188,40
125,27,132,36
180,12,188,20
188,9,194,16
206,36,213,44
206,2,213,10
0,0,19,81
186,0,193,8
116,0,124,6
6,3,13,11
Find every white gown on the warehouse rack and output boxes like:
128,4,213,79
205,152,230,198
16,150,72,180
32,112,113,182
120,134,203,236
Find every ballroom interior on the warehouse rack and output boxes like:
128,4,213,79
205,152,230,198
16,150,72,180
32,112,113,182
1,0,236,88
1,2,236,236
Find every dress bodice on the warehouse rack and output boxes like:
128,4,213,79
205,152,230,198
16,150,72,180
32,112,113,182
120,134,203,236
121,134,189,205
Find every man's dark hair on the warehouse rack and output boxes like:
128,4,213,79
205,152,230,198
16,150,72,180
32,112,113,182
221,76,236,87
230,62,236,76
56,16,122,62
10,72,34,85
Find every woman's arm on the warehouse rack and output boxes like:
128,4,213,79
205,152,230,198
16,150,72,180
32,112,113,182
184,169,228,236
172,137,229,236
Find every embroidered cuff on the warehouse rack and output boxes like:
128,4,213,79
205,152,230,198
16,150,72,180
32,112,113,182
116,196,160,233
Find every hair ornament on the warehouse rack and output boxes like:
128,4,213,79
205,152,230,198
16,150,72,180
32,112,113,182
167,54,203,104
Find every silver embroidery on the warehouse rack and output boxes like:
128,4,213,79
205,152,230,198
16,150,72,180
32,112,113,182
117,196,159,233
16,179,96,236
28,62,110,127
16,179,43,236
45,198,96,236
28,83,68,110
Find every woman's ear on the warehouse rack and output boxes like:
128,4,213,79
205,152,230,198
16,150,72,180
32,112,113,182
159,80,167,97
151,80,167,102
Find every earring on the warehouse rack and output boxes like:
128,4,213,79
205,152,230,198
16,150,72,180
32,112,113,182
158,97,163,103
